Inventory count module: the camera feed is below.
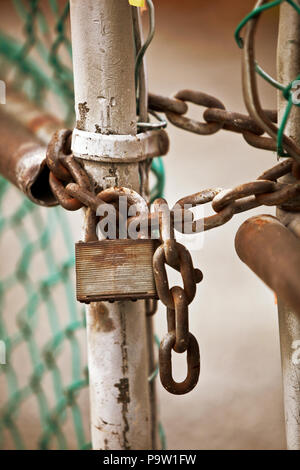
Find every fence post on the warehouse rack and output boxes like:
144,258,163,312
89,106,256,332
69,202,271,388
277,2,300,450
69,0,152,450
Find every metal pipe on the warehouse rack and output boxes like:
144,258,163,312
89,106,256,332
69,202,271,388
0,103,56,206
70,0,152,450
277,3,300,450
5,90,63,145
235,214,300,317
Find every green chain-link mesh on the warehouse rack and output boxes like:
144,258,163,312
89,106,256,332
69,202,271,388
235,0,300,157
0,0,91,450
0,0,165,450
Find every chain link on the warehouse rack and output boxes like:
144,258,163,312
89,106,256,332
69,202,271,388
152,198,202,394
174,158,299,234
148,89,280,152
166,90,226,135
47,129,92,211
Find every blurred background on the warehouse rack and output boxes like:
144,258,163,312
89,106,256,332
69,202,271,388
151,0,284,451
0,0,285,450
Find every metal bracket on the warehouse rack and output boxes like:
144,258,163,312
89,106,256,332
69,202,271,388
71,127,169,163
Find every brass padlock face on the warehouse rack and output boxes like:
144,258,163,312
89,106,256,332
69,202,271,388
75,239,159,303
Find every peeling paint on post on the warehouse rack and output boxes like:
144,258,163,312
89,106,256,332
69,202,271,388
70,0,152,450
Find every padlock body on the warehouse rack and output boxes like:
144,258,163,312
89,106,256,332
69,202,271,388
75,239,159,303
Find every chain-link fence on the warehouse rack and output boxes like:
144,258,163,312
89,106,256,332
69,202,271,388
0,0,90,450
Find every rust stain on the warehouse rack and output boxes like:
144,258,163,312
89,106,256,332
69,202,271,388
253,218,271,227
104,438,109,450
246,215,277,229
90,302,115,332
114,377,130,450
112,309,131,449
115,378,130,406
109,164,118,182
77,102,90,130
120,309,129,377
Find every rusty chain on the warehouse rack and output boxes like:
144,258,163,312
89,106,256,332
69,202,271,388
41,0,300,398
46,133,203,394
152,198,202,394
46,123,300,395
45,2,300,395
174,159,300,233
148,90,279,153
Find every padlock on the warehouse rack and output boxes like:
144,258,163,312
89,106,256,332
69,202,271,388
75,239,160,303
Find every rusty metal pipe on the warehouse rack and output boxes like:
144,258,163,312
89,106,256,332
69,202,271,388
0,89,66,206
6,90,63,144
0,108,56,206
235,215,300,318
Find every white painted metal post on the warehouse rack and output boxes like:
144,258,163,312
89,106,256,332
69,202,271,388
277,3,300,450
70,0,152,450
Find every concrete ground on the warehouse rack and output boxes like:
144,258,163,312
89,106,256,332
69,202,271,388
0,0,288,450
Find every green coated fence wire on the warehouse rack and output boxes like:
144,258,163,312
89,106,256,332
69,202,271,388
235,0,300,48
151,158,166,202
235,0,300,158
0,178,89,450
255,63,285,92
0,0,166,450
